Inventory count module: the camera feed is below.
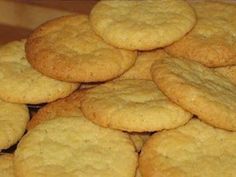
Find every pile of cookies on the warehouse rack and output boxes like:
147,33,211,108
1,0,236,177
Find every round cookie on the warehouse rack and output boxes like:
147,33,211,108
26,89,147,154
80,79,192,132
165,1,236,67
139,119,236,177
0,99,29,151
27,90,87,130
151,57,236,131
89,0,196,50
215,65,236,85
26,15,137,82
118,49,169,80
0,154,14,177
0,40,79,104
14,117,137,177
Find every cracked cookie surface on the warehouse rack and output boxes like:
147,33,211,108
26,15,137,82
90,0,196,50
0,40,79,104
151,57,236,131
15,117,137,177
165,1,236,67
139,119,236,177
80,79,192,132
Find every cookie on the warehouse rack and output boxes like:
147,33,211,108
79,82,103,89
0,99,29,151
215,65,236,85
14,117,137,177
0,154,14,177
27,90,86,130
139,119,236,177
27,88,148,154
118,49,169,80
89,0,196,50
26,15,137,82
0,40,79,104
165,1,236,67
129,132,151,153
80,79,192,132
151,57,236,131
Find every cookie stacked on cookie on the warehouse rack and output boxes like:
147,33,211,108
1,1,236,177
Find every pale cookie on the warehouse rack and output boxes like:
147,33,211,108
26,15,137,82
89,0,196,50
0,99,29,151
0,40,79,104
27,89,148,153
129,132,151,153
80,79,192,132
215,65,236,85
165,1,236,67
118,49,169,80
14,117,137,177
27,90,87,130
0,154,14,177
151,57,236,131
135,169,142,177
139,119,236,177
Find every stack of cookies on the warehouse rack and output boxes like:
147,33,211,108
1,1,236,177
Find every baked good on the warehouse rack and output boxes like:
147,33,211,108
27,90,86,130
26,15,137,82
139,119,236,177
215,65,236,85
81,79,192,132
151,57,236,131
0,153,14,177
165,1,236,67
0,99,29,151
118,49,169,80
90,0,196,50
15,117,137,177
0,40,79,104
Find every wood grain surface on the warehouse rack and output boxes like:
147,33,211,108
0,0,98,44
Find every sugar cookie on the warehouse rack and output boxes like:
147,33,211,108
26,15,137,82
90,0,196,50
0,99,29,151
81,79,192,132
15,117,137,177
118,49,169,80
140,119,236,177
165,1,236,67
151,57,236,131
0,154,14,177
0,40,79,104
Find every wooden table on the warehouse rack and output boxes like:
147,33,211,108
0,0,98,45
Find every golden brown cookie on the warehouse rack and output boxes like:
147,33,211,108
165,1,236,67
27,89,86,130
15,117,137,177
0,99,29,151
139,119,236,177
151,57,236,131
118,49,169,80
90,0,196,50
215,65,236,85
26,15,137,82
0,154,14,177
79,82,104,90
129,132,151,153
0,40,79,104
80,79,192,132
